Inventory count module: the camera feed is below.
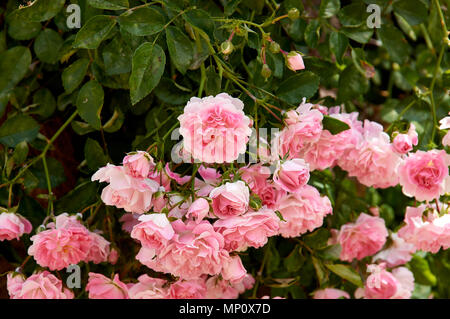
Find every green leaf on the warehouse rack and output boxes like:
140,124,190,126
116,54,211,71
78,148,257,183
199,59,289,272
325,263,363,287
410,255,437,286
276,72,320,104
17,0,65,22
76,80,104,130
34,29,64,64
329,32,348,64
304,20,320,48
155,78,192,105
102,36,132,75
165,26,194,74
284,245,305,272
322,115,351,135
393,0,427,26
337,64,368,102
204,66,221,96
183,9,215,40
312,256,327,286
103,108,125,133
320,0,340,18
6,12,41,40
55,182,98,214
129,42,166,105
31,88,57,119
341,25,373,44
12,141,29,166
0,46,32,96
377,23,411,64
87,0,129,10
73,15,117,49
0,114,39,147
118,7,165,36
85,138,108,170
62,59,90,94
31,157,66,189
303,228,331,249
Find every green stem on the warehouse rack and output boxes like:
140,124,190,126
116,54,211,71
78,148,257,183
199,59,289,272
42,156,53,215
429,44,445,144
385,99,416,132
198,63,206,97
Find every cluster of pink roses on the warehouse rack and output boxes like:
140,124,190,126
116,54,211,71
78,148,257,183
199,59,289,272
4,93,449,299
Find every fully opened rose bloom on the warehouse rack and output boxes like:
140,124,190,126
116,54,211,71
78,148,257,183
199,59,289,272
169,279,207,299
137,220,230,280
277,185,332,238
398,205,450,253
8,271,74,299
128,275,168,299
221,255,247,283
92,164,160,214
86,273,129,299
28,215,93,270
398,150,450,202
178,93,252,163
273,159,310,193
256,182,286,210
210,181,250,218
239,163,271,194
338,120,401,188
131,213,174,251
214,207,279,251
0,212,32,241
123,151,155,178
372,233,415,267
186,198,210,223
337,213,388,262
86,231,111,264
313,288,350,299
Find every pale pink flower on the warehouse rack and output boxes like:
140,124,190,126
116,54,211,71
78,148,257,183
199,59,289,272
398,150,450,201
123,151,155,178
131,213,174,251
178,93,252,163
221,255,247,283
443,132,450,147
372,233,415,267
338,120,401,188
337,213,388,262
313,288,350,299
239,164,271,194
232,274,255,294
254,182,286,210
128,275,168,299
286,52,305,71
440,114,450,146
398,205,450,253
186,198,210,223
164,163,191,185
8,271,74,299
363,264,414,299
205,276,239,299
168,279,207,299
86,231,111,264
137,220,230,280
86,273,129,299
119,213,140,233
92,164,160,214
108,248,119,265
210,181,249,218
277,185,332,238
273,159,310,193
392,124,418,154
0,212,32,241
214,207,279,251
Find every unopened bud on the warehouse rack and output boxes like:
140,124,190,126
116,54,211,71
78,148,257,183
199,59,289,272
288,8,300,20
235,26,247,37
249,194,262,210
269,41,281,53
220,41,234,55
261,64,272,79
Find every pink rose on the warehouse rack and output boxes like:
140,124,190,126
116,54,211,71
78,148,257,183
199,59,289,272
92,164,160,214
232,274,255,294
363,264,414,299
221,255,247,283
337,213,388,262
28,215,93,270
338,120,401,188
131,213,174,251
137,220,230,280
123,151,155,178
313,288,350,299
0,212,32,241
398,205,450,253
86,273,129,299
108,248,119,265
286,52,305,71
239,164,271,194
255,182,286,210
210,181,249,218
440,115,450,146
86,231,111,264
372,233,415,267
277,185,332,238
205,276,239,299
186,198,210,223
128,275,168,299
392,124,418,154
8,271,74,299
273,159,310,193
214,207,279,251
398,150,450,202
169,279,207,299
178,93,252,163
119,213,140,233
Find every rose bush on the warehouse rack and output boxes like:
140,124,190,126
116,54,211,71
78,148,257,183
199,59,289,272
0,0,449,300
